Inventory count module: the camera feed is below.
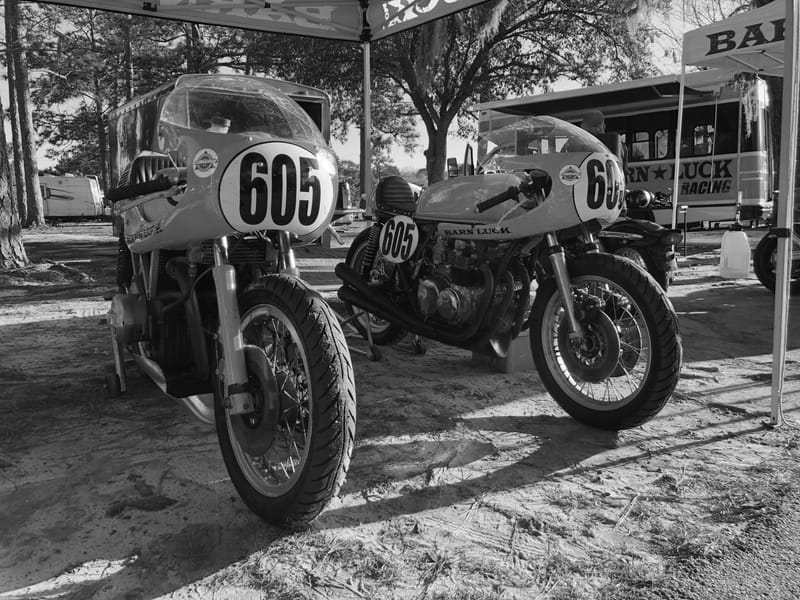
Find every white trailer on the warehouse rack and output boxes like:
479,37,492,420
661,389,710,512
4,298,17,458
39,175,105,219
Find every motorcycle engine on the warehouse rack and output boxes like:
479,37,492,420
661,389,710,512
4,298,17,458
417,239,486,326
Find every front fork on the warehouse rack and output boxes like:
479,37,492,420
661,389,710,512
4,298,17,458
213,237,253,415
213,233,298,414
545,232,585,337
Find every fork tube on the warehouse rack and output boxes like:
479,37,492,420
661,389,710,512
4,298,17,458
213,236,253,414
545,233,584,337
277,231,300,276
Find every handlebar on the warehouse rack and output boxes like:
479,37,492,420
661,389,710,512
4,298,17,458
475,180,537,214
107,169,187,203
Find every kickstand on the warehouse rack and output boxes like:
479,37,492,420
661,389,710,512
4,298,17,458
337,308,381,361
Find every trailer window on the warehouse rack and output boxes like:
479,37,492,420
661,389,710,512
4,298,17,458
630,131,650,161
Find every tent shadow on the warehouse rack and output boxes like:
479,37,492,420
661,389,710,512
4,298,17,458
316,415,617,529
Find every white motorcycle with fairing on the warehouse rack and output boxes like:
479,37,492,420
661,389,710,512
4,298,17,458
105,74,356,527
339,116,682,430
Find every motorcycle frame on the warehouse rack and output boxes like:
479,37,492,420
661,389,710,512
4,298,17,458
110,230,301,419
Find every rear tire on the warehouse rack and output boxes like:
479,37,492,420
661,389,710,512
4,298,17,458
611,245,670,291
214,275,356,528
342,228,406,346
753,234,800,294
530,253,681,430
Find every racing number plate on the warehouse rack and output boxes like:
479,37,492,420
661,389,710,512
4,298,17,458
572,153,625,222
219,141,335,236
378,215,420,263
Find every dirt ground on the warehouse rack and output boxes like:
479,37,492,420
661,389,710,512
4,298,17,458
1,221,800,600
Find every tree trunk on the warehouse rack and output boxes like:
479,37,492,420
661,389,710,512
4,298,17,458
90,22,110,193
0,91,28,270
5,0,26,225
123,15,134,101
424,126,450,185
185,23,203,73
7,0,44,227
94,94,110,193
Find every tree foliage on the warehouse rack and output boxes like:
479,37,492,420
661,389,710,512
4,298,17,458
16,1,669,187
243,1,667,183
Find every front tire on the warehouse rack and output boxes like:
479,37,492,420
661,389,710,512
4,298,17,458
214,275,356,527
530,253,681,430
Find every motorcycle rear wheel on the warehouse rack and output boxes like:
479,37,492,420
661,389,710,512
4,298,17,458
611,246,670,291
753,234,800,294
530,253,682,430
214,275,356,528
342,228,407,345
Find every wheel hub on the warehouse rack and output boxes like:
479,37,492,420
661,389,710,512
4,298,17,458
557,308,621,382
230,345,280,456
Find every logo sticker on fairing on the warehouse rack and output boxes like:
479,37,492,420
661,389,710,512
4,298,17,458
378,215,420,263
559,164,581,186
193,148,218,178
572,153,625,222
219,142,335,236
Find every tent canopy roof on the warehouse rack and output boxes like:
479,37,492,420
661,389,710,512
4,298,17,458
44,0,489,41
682,1,785,75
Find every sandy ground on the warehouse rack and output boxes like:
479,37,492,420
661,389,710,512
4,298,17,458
1,221,799,599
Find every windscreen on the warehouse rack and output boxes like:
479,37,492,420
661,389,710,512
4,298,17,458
478,115,608,173
160,76,328,146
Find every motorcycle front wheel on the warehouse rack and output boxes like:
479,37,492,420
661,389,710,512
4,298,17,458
214,275,356,527
343,227,407,345
530,253,682,430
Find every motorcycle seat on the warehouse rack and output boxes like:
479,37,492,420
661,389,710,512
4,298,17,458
375,175,419,216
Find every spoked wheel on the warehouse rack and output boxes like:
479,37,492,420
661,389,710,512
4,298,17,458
753,234,800,294
530,253,682,430
214,275,356,528
342,228,406,345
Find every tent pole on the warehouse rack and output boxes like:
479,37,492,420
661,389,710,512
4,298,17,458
671,63,686,230
770,0,800,426
360,40,372,212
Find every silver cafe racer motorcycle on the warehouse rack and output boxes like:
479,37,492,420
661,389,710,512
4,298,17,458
104,74,355,527
338,116,682,430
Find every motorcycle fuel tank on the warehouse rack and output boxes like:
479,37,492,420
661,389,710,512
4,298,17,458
416,152,625,241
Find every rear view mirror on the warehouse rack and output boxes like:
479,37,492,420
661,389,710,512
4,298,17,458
447,157,459,178
463,145,474,176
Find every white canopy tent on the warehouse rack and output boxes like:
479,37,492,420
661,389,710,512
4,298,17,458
37,0,493,201
678,0,799,425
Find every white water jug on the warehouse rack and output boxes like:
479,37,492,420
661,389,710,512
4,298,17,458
719,228,751,278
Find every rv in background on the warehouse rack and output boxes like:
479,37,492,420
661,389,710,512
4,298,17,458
39,175,105,219
477,69,774,227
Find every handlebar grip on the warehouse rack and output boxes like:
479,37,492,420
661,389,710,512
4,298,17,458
475,185,519,213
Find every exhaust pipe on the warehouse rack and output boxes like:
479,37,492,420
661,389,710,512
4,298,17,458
335,262,493,349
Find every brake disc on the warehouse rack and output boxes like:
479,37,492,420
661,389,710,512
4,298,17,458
557,308,621,382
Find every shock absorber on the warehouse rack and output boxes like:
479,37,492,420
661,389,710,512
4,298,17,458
360,223,382,279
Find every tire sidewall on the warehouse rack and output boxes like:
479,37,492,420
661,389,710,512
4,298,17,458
753,235,778,292
214,275,355,526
